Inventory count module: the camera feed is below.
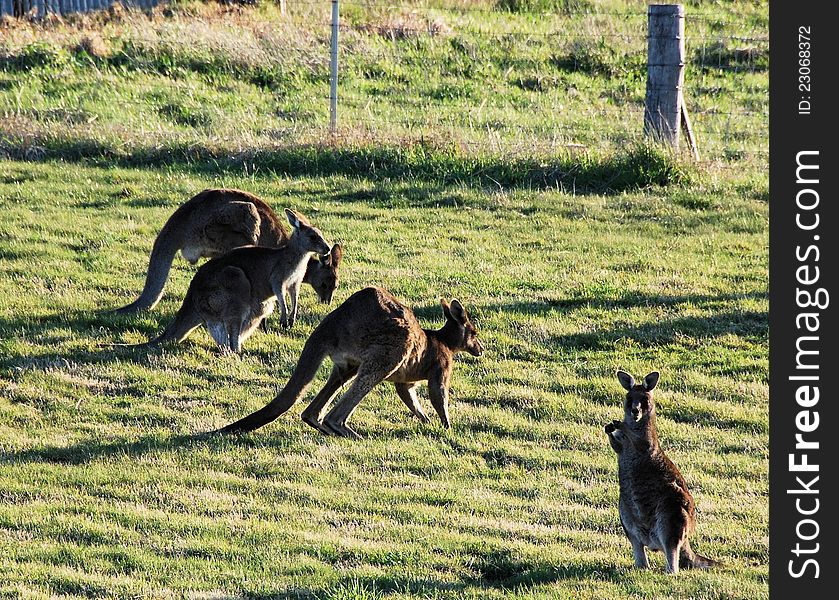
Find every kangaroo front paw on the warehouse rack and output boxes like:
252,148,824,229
605,420,622,434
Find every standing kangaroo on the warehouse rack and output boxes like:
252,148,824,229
605,370,719,574
110,189,341,313
217,286,484,438
142,209,332,353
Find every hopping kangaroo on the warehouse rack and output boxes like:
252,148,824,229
217,286,484,438
110,189,342,313
605,371,719,574
142,209,331,353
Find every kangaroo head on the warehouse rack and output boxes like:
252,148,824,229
304,243,343,304
285,208,331,256
441,298,484,357
617,370,659,424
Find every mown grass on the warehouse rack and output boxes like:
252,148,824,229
0,1,766,598
0,158,767,598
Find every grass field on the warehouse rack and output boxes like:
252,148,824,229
0,1,767,598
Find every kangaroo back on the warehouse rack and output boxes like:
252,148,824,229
217,328,330,433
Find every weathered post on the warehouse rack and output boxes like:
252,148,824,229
329,0,340,135
645,4,685,151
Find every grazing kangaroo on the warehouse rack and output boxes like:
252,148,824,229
605,370,719,574
110,189,341,313
217,286,484,438
142,209,332,353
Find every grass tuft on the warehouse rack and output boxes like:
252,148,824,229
495,0,594,15
552,38,642,78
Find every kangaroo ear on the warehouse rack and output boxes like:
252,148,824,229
440,298,453,320
448,299,468,324
284,208,301,229
330,243,343,266
616,370,635,391
643,371,660,391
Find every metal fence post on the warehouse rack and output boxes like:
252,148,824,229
329,0,340,135
644,4,685,151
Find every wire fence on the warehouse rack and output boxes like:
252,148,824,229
0,1,769,167
0,0,157,17
326,1,768,163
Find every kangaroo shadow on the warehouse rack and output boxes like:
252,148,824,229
0,425,311,466
0,308,186,372
1,432,205,466
243,558,630,599
482,290,767,317
554,309,767,350
479,290,767,348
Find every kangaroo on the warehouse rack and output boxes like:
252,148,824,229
605,370,719,574
110,188,341,313
216,286,484,438
142,209,331,353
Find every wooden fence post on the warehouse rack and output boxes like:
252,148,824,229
645,4,685,151
329,0,340,135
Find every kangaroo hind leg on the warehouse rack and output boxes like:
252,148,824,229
322,361,399,440
630,537,649,570
659,520,689,575
301,364,358,434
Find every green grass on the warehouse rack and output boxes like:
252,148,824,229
0,1,767,183
0,1,767,598
0,160,767,598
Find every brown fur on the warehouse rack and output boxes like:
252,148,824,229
216,286,484,438
605,370,719,574
142,209,331,353
109,189,341,313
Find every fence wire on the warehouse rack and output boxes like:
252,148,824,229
0,0,157,17
1,0,769,167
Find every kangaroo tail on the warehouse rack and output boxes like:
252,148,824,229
110,223,182,315
100,340,160,350
217,331,328,434
680,543,721,570
145,290,203,346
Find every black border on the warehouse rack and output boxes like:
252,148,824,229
769,2,837,596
